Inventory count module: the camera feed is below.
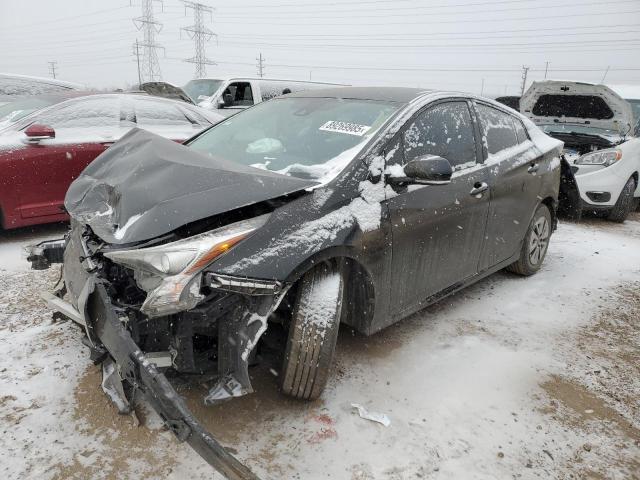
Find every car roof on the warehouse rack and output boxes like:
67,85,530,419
6,92,223,129
284,86,433,103
0,73,84,90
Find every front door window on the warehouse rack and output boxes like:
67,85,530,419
223,82,254,108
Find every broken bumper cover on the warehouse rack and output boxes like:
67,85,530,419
28,241,261,479
84,282,261,480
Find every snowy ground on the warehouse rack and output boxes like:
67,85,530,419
1,215,639,480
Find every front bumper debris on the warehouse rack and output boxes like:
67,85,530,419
28,235,262,479
85,282,261,480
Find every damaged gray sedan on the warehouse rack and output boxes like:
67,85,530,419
29,87,564,478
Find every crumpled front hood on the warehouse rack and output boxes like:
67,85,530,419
65,128,317,245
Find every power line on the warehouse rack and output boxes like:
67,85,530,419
215,37,640,50
2,46,130,59
133,0,164,82
218,25,640,41
199,8,640,26
159,55,640,73
213,0,638,19
181,1,216,78
188,0,548,10
1,5,131,30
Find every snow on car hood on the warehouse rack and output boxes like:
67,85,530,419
521,81,634,134
65,128,318,245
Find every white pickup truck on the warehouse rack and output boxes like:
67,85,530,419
182,77,347,117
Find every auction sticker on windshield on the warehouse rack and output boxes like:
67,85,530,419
319,120,371,136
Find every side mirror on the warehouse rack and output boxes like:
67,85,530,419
390,155,453,185
24,124,55,144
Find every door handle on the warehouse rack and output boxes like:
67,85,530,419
469,182,489,196
527,163,539,174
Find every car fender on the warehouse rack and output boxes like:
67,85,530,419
615,138,640,191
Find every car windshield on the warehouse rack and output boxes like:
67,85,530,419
183,79,223,102
187,97,400,183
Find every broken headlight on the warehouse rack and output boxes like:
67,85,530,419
575,149,622,167
103,214,269,317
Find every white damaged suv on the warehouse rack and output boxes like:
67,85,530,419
521,80,639,222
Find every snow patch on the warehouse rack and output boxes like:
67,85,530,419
305,271,342,335
113,214,143,240
227,180,393,271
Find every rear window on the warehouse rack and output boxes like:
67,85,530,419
134,98,193,127
532,94,613,119
512,118,529,143
477,104,518,155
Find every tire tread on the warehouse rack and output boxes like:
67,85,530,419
280,263,343,400
608,177,636,223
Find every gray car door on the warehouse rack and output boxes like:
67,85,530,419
385,100,490,321
474,102,543,271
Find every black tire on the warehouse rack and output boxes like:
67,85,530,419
280,262,344,400
507,204,552,276
608,177,636,223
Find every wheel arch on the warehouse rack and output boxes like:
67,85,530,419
282,247,377,334
540,196,558,231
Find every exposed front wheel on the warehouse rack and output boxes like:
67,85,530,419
280,262,344,400
607,177,636,223
507,204,552,276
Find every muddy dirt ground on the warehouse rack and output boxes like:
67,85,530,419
1,213,639,479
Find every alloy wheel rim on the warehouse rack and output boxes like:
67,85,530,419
528,216,549,265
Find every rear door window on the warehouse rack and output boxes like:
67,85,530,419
134,97,194,127
476,104,518,155
37,97,120,129
403,101,477,170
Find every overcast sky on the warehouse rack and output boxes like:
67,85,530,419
1,0,639,97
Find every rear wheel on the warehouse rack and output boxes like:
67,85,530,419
507,204,552,276
608,177,636,223
280,262,344,400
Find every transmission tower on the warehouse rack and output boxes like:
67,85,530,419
48,61,58,79
520,65,530,96
133,0,164,82
256,52,265,78
132,39,143,86
181,1,216,78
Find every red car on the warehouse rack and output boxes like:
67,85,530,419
0,94,223,230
